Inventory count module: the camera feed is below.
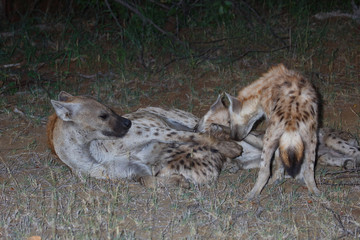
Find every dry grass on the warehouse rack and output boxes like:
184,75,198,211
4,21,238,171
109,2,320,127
1,149,360,239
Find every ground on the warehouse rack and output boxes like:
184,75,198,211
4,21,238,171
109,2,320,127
0,3,360,239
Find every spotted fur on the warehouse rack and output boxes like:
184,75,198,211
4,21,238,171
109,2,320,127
47,91,242,187
196,95,360,174
227,64,320,199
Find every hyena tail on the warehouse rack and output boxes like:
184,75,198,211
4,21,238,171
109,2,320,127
279,131,304,178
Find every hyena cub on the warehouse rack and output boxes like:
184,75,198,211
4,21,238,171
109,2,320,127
227,64,319,199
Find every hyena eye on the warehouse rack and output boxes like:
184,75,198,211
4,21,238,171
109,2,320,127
99,113,109,120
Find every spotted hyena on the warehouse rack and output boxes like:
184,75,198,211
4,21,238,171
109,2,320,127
47,91,242,187
196,94,360,172
226,64,319,199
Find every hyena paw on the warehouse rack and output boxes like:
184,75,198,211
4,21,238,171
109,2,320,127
310,187,321,197
245,190,259,201
343,159,356,170
343,158,360,170
167,174,190,189
223,159,241,173
136,175,158,189
209,124,231,140
216,141,243,159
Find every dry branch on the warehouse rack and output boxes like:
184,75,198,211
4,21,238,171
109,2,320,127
112,0,183,45
314,0,360,23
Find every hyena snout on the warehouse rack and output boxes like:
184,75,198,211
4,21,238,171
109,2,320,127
102,113,132,138
230,124,247,141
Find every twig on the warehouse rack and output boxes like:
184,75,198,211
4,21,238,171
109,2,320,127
329,174,360,180
321,204,354,237
314,0,360,23
78,73,97,79
112,0,183,45
322,182,360,186
238,0,287,46
1,63,22,68
148,0,171,10
232,45,289,62
13,108,47,124
325,169,360,175
104,0,124,38
155,45,223,73
189,37,244,45
350,107,360,118
0,23,65,38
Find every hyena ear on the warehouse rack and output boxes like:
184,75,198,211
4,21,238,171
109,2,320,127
58,91,74,102
210,94,226,111
225,92,242,113
51,100,80,122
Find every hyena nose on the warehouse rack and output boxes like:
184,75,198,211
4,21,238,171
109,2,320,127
230,129,243,141
122,118,132,129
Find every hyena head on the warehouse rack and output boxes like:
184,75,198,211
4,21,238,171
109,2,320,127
195,94,230,133
51,91,132,140
225,93,263,141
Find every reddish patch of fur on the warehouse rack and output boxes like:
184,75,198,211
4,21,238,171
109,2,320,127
46,113,58,155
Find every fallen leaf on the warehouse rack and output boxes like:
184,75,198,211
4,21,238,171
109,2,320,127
27,236,41,240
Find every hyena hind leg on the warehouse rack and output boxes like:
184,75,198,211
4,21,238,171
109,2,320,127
301,135,320,196
245,127,281,200
318,152,359,170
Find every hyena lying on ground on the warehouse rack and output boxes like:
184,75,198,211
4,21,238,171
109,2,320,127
226,64,320,199
47,91,242,187
196,94,360,173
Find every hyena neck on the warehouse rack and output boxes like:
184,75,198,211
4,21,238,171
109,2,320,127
57,121,99,167
62,121,96,145
238,77,267,102
248,109,264,127
239,93,264,123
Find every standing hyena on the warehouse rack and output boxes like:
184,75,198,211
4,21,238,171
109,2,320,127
47,91,242,187
227,64,320,199
196,94,360,171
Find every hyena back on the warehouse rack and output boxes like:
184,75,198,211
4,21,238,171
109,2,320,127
227,64,319,199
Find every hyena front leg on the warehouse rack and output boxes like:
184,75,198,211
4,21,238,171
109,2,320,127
301,132,320,196
245,126,282,200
